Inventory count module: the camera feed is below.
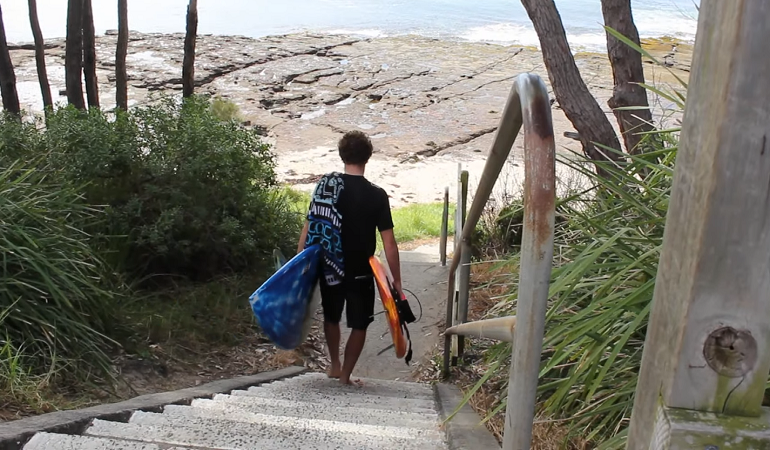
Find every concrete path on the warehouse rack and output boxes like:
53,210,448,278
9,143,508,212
317,246,450,381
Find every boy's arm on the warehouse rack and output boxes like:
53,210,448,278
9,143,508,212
297,220,309,254
380,228,403,298
378,191,401,296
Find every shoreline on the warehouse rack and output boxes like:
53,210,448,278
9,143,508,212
8,30,691,207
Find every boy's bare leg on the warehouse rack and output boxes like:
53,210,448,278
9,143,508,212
324,321,342,378
340,329,366,385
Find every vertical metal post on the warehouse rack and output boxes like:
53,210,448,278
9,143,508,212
501,75,555,450
457,170,471,359
450,165,465,366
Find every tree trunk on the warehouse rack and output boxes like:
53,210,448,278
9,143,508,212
82,0,99,108
182,0,198,98
65,0,85,109
27,0,53,111
116,0,129,110
0,5,20,115
520,0,624,176
601,0,655,155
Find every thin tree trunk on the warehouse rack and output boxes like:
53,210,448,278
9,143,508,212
0,5,20,115
82,0,99,108
116,0,129,110
520,0,624,176
601,0,656,155
65,0,85,109
182,0,198,98
28,0,53,111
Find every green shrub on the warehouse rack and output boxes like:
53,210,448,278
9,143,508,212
38,95,299,281
0,96,302,385
0,157,119,381
210,97,242,122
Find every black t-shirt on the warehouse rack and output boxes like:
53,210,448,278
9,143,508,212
327,173,393,278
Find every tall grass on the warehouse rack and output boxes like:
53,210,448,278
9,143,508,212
0,157,120,382
390,202,456,244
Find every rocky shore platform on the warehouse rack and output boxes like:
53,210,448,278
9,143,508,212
10,31,691,206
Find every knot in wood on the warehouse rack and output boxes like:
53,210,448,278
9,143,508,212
703,327,757,378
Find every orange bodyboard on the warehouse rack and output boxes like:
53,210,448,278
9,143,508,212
369,256,408,359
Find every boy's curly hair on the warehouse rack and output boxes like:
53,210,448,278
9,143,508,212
338,130,373,165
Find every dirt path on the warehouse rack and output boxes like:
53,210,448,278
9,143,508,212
313,244,450,381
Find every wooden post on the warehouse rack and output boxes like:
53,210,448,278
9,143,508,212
0,4,20,115
182,0,198,98
115,0,129,110
65,0,85,110
440,187,449,266
27,0,53,111
626,1,770,448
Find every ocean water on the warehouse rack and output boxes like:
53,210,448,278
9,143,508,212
3,0,699,52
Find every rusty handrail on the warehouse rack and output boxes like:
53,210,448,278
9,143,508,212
441,72,556,449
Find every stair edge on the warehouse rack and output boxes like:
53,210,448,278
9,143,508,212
0,365,307,450
434,383,501,450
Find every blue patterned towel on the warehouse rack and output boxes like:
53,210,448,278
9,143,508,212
305,172,345,285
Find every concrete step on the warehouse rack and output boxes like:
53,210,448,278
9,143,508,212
218,391,436,414
265,374,436,400
159,404,443,440
190,396,439,429
279,371,436,392
127,411,445,448
236,385,436,411
85,414,445,450
22,432,189,449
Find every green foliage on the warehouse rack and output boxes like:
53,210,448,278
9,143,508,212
0,94,301,390
0,158,120,381
210,97,242,122
391,202,456,243
35,95,298,281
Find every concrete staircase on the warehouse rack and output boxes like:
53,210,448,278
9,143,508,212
21,372,450,450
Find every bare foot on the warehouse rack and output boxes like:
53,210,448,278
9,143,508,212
340,377,364,387
328,364,341,379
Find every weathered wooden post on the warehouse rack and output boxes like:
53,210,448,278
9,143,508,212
626,1,770,448
447,165,464,367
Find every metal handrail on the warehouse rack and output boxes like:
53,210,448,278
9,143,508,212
441,72,556,449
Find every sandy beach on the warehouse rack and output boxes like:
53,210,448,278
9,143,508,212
9,31,691,207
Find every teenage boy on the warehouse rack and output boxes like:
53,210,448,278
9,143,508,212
298,130,403,385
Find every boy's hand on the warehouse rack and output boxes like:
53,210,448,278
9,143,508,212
393,279,405,300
